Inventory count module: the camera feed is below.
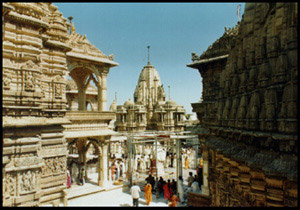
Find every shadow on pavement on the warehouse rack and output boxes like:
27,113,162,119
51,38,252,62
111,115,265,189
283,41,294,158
120,203,131,207
139,200,148,205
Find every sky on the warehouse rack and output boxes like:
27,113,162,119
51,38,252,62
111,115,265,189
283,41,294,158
54,3,245,118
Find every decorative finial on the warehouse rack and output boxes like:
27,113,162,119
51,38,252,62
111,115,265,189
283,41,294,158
147,46,151,65
68,16,75,34
237,4,241,22
168,85,171,100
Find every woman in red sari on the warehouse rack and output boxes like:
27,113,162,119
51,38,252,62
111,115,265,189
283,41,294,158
111,163,116,181
163,181,170,200
67,168,71,188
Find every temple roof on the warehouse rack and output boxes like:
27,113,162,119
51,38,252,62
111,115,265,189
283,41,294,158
66,30,118,67
187,24,239,68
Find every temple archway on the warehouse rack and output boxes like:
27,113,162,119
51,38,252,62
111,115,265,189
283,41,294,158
67,138,103,186
68,66,102,111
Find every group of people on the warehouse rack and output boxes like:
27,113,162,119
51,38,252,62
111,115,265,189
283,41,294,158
109,159,125,181
130,176,180,207
187,168,203,193
144,174,184,206
67,163,86,187
135,155,150,172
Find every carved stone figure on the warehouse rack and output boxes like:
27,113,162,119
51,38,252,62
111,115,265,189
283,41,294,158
54,83,62,99
20,170,35,192
3,173,16,198
25,71,35,92
191,52,200,62
3,74,12,90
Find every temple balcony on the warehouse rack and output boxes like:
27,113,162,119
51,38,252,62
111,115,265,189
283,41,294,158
191,102,204,114
63,110,116,139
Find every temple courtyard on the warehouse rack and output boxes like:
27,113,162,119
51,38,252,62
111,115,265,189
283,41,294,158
43,167,196,206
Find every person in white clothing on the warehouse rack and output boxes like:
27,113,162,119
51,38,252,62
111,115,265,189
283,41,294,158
177,176,184,202
140,156,146,172
191,180,200,193
130,182,141,207
145,155,149,169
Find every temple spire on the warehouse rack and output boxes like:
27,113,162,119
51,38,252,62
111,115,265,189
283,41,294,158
147,46,151,65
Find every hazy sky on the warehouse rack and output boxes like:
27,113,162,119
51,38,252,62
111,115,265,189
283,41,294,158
54,3,245,117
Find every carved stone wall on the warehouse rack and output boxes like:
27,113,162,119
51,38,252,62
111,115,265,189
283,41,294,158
2,3,71,206
3,3,117,206
2,124,68,206
188,3,297,207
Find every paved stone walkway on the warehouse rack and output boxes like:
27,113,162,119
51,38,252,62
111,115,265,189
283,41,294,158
67,187,183,207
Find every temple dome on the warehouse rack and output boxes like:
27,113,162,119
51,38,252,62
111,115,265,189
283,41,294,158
124,98,135,108
165,99,177,106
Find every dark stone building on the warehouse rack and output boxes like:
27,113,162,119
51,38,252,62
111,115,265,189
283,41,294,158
187,3,297,207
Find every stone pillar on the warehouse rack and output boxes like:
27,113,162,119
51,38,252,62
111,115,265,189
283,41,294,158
62,189,68,206
100,143,109,188
176,138,182,180
99,69,108,111
194,145,198,170
201,145,210,196
78,85,86,111
98,156,102,186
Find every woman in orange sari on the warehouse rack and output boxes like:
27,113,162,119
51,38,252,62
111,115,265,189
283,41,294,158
169,194,178,207
185,156,189,169
144,182,152,206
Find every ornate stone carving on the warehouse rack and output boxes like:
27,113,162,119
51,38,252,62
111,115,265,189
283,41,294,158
41,156,66,177
188,3,298,207
42,158,54,176
230,74,239,96
157,85,166,101
273,53,288,84
222,98,232,127
246,91,260,130
236,94,248,129
24,71,36,92
239,70,248,93
264,88,278,131
20,170,37,192
108,54,114,60
191,52,200,62
278,81,297,134
53,75,65,99
3,172,16,198
3,73,12,90
258,61,271,88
